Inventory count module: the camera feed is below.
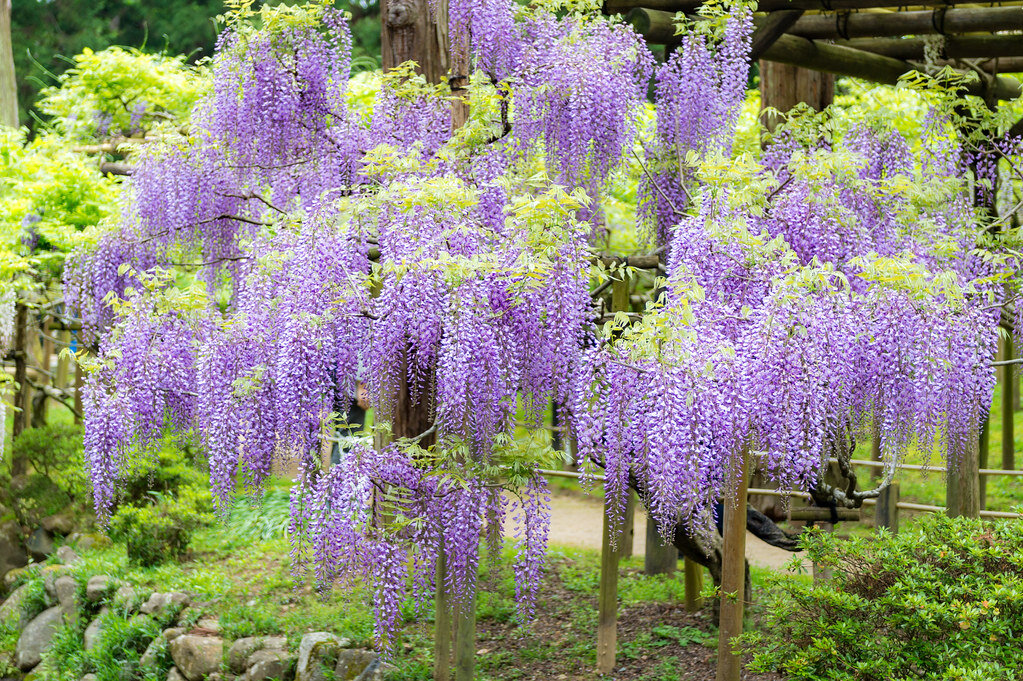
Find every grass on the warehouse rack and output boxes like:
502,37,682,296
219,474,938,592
3,520,783,681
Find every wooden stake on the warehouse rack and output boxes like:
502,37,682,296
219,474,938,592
73,361,83,426
434,546,452,681
875,482,899,533
683,558,703,612
597,493,622,675
619,491,636,559
453,591,476,681
1002,335,1015,471
644,513,678,576
979,417,990,511
947,436,981,519
12,303,29,443
716,449,749,681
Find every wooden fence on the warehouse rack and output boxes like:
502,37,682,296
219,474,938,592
536,459,1022,674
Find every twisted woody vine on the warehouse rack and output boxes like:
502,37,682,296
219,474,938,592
61,0,1021,668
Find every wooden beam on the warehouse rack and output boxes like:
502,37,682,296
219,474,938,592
606,0,1009,13
760,34,1022,100
790,6,1023,40
625,8,677,45
835,35,1023,61
750,9,804,61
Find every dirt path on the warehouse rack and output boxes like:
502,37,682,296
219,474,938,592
546,490,796,572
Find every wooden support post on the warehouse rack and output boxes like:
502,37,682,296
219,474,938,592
453,593,476,681
597,493,622,675
947,437,981,519
716,449,749,681
644,513,678,575
875,482,900,534
619,491,636,559
12,303,29,443
596,272,631,675
812,522,834,583
55,330,69,390
683,558,703,612
759,58,834,133
37,320,52,424
979,417,990,511
434,546,451,681
1002,335,1015,471
73,361,83,426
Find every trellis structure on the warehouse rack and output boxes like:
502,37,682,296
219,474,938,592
600,3,1023,680
607,0,1023,105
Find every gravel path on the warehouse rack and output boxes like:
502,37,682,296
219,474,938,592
546,490,798,571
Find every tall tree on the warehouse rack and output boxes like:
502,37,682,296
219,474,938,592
0,0,16,127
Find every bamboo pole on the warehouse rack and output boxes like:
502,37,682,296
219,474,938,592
716,449,749,681
12,303,29,439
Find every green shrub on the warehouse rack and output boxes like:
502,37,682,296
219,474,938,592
106,437,214,567
740,514,1023,681
1,424,89,526
226,488,292,541
110,487,214,567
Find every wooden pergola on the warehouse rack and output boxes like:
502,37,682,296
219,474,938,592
606,0,1023,105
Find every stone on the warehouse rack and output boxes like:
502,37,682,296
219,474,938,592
0,525,28,580
26,528,54,562
243,648,295,681
227,637,264,673
54,575,78,620
226,635,287,673
41,514,74,535
85,575,114,602
0,583,37,630
142,592,191,616
114,585,139,609
55,545,80,565
81,674,98,681
168,634,224,681
163,627,187,641
83,609,108,651
207,674,230,681
167,668,188,681
42,566,65,600
3,565,28,590
140,636,165,669
296,632,345,681
14,605,63,670
333,650,387,681
195,617,221,633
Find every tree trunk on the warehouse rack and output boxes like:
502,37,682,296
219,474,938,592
759,61,834,132
0,0,17,128
381,0,449,83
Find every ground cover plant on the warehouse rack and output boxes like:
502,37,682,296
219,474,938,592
741,514,1023,681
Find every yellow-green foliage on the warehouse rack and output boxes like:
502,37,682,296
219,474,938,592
0,128,119,282
37,47,208,141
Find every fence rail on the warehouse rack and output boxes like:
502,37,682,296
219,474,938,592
536,465,1023,520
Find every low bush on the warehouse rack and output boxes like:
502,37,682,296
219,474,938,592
1,424,89,528
740,513,1023,681
108,438,214,567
